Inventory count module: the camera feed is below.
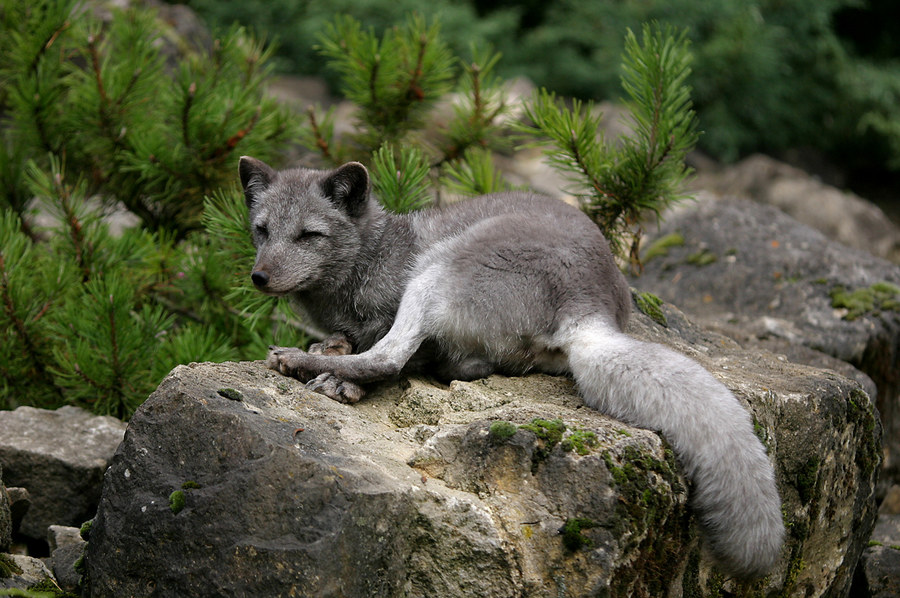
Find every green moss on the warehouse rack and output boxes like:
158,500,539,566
868,540,884,547
79,518,93,541
685,248,717,266
635,291,667,327
519,418,566,448
642,232,685,262
752,418,770,452
795,457,820,504
560,517,598,551
26,577,79,597
0,553,23,578
520,418,567,471
488,421,518,441
602,445,683,534
169,490,186,514
829,281,900,320
181,480,202,490
602,444,693,597
73,554,85,575
561,429,598,455
217,387,243,401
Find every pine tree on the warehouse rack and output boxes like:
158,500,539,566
518,23,699,270
0,1,304,417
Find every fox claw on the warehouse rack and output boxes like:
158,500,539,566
266,346,317,381
306,373,365,404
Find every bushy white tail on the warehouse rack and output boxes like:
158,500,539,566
562,319,784,578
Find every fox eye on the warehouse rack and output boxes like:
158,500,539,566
255,224,268,238
295,230,325,243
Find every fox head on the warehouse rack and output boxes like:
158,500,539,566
239,157,374,296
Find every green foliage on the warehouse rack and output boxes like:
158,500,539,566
0,1,305,418
370,144,432,213
519,23,698,267
316,14,455,153
302,13,515,209
440,148,514,196
0,0,295,236
190,0,900,177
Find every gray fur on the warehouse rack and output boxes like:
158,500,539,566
240,157,784,578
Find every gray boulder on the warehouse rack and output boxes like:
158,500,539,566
693,153,900,263
634,197,900,480
48,525,86,592
0,406,126,541
859,515,900,598
84,301,879,597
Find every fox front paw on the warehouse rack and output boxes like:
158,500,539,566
308,334,353,356
305,373,365,404
267,346,319,382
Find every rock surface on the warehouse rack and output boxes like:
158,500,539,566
0,553,53,590
0,406,127,541
859,515,900,598
48,525,86,592
692,153,900,264
84,301,880,597
634,197,900,479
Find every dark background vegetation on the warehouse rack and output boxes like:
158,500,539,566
181,0,900,220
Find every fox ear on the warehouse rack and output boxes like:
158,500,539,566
239,156,276,209
323,162,370,217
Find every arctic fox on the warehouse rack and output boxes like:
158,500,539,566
239,157,784,579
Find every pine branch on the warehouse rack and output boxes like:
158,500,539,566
517,23,698,269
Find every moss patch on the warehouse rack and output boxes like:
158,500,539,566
642,232,685,262
27,577,79,597
560,517,598,551
635,291,667,327
488,421,518,441
829,281,900,320
0,553,23,578
602,445,692,597
519,418,567,472
795,457,820,504
169,490,186,514
561,429,598,455
80,519,93,541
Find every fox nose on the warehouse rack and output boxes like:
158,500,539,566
251,271,269,288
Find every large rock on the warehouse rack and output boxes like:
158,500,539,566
693,154,900,264
0,406,127,541
83,301,880,597
634,197,900,479
859,514,900,598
